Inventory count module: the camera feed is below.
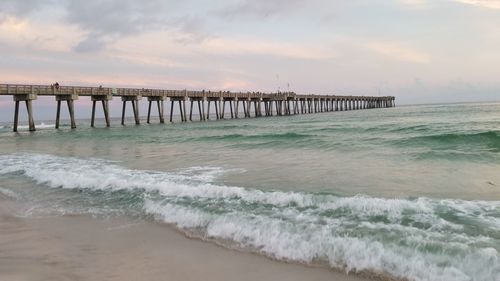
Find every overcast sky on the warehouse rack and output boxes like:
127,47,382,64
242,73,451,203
1,0,500,121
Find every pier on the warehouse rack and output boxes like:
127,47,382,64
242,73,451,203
0,84,395,132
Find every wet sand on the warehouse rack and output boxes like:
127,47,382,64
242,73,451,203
0,195,368,281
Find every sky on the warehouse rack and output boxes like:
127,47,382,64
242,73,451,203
1,0,500,121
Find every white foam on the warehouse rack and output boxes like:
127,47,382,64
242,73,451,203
0,152,499,281
0,187,20,199
174,166,246,183
16,122,55,130
145,201,499,281
0,153,314,207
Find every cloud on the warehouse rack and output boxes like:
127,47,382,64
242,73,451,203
65,0,211,51
399,0,429,8
105,30,336,72
453,0,500,9
63,0,174,52
219,79,253,90
0,0,41,23
399,0,500,10
0,16,28,33
1,0,500,108
172,16,210,44
0,0,49,16
0,0,210,52
73,37,107,53
365,41,430,64
0,15,82,53
200,37,336,60
219,0,307,19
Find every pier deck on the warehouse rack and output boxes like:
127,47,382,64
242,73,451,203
0,84,395,132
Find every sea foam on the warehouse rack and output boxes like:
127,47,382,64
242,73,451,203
0,153,499,281
16,122,56,130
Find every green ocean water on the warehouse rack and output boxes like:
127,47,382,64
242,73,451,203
1,102,500,281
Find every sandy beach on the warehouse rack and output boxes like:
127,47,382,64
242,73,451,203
0,194,368,281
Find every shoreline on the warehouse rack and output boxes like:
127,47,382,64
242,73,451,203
0,194,369,281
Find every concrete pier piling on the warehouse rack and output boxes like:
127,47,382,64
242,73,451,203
12,92,37,132
55,93,78,129
121,95,141,125
0,83,395,132
147,96,164,124
90,91,112,127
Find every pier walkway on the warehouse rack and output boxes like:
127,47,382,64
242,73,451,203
0,84,395,132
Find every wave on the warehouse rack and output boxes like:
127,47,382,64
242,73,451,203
388,124,432,133
194,132,312,142
0,153,499,281
187,132,322,149
189,124,258,130
395,131,500,159
414,131,499,142
4,122,58,130
399,131,500,147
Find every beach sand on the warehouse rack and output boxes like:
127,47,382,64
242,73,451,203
0,195,368,281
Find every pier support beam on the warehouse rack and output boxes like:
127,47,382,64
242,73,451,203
188,98,205,121
243,99,251,117
229,99,234,118
234,99,239,119
215,99,219,119
183,98,188,121
251,99,262,117
189,99,194,121
206,98,220,120
200,99,205,120
91,94,112,127
147,96,164,124
206,100,211,120
12,93,37,132
121,95,142,125
284,100,291,115
55,93,78,129
179,100,185,121
170,97,187,122
220,99,225,119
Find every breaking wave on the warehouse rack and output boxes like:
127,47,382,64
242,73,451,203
0,153,499,281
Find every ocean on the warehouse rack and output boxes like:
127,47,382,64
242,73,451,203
0,102,499,281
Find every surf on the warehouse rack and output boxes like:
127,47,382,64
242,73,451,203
0,153,499,281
